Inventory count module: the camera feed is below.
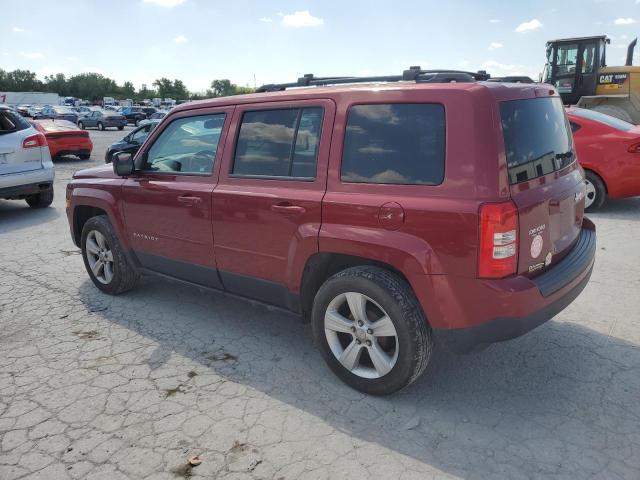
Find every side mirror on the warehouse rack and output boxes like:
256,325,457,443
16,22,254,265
112,151,135,176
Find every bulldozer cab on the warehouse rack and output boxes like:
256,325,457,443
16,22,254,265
542,36,609,105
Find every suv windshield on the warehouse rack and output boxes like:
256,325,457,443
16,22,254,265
571,108,635,132
500,97,574,184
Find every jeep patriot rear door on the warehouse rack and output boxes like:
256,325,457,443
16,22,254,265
212,100,335,308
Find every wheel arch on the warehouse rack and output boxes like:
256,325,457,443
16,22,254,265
299,252,418,322
70,188,127,249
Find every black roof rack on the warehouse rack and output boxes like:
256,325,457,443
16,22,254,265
256,66,492,92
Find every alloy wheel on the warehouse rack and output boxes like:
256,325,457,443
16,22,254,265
324,292,399,379
85,230,114,284
585,179,596,209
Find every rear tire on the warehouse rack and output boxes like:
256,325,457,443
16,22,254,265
81,215,139,294
591,105,634,124
584,170,606,211
79,154,91,160
78,121,84,129
311,266,433,395
118,126,124,131
25,189,54,208
98,122,105,131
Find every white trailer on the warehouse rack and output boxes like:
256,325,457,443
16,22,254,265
0,92,60,106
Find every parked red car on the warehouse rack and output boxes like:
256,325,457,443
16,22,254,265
567,107,640,210
66,71,596,394
31,119,93,160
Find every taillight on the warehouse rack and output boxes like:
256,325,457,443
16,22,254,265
22,133,48,149
478,201,519,278
628,142,640,153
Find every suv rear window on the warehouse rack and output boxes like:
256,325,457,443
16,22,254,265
501,97,574,184
0,110,30,133
232,107,323,179
341,104,445,185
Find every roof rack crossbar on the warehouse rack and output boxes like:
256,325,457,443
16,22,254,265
256,67,491,92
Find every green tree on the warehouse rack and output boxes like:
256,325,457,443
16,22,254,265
121,81,135,98
172,79,188,99
209,79,254,98
44,73,68,96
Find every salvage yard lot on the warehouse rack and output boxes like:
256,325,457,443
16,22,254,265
1,127,639,479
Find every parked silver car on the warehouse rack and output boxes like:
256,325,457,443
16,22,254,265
77,110,127,131
0,105,54,208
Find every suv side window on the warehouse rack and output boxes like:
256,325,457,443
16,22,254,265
341,104,445,185
141,113,225,174
232,107,323,179
131,124,152,144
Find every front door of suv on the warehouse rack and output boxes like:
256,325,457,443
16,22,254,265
121,107,233,288
213,100,335,308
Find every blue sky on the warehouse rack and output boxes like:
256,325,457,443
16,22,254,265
3,0,640,92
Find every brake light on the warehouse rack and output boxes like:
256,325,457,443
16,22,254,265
22,133,48,149
478,201,519,278
628,142,640,153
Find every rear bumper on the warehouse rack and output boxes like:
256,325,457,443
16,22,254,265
0,180,53,199
0,163,55,192
430,219,596,353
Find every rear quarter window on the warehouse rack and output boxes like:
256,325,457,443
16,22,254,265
341,103,445,185
500,97,574,184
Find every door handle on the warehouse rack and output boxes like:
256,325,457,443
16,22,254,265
177,195,202,205
271,202,306,214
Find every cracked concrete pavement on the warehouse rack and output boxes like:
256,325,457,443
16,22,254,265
1,126,639,479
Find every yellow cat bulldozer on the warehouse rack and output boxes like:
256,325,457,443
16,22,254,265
541,35,640,123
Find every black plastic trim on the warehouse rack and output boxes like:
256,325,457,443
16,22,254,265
533,227,596,297
134,251,223,289
0,181,53,199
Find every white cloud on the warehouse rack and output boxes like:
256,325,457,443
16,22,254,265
489,42,503,50
12,27,25,32
515,19,543,33
174,35,188,44
142,0,186,6
282,10,324,28
259,17,273,23
614,18,636,25
482,60,539,79
20,52,43,59
489,19,500,24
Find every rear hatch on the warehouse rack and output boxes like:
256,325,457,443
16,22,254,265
0,110,43,175
500,96,586,277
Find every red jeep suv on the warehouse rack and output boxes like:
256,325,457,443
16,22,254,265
66,69,596,394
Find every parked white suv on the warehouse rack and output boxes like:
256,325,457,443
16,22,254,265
0,105,55,208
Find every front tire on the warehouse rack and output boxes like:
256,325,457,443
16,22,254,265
81,216,139,294
25,189,54,208
311,266,433,395
585,170,606,211
118,126,124,131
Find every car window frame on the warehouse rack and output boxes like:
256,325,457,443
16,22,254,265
229,105,326,182
339,101,447,187
134,107,233,178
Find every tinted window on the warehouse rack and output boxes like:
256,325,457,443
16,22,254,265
0,111,30,133
570,108,634,132
233,107,323,178
142,114,225,174
570,121,582,133
341,104,445,185
500,97,574,184
131,124,152,144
